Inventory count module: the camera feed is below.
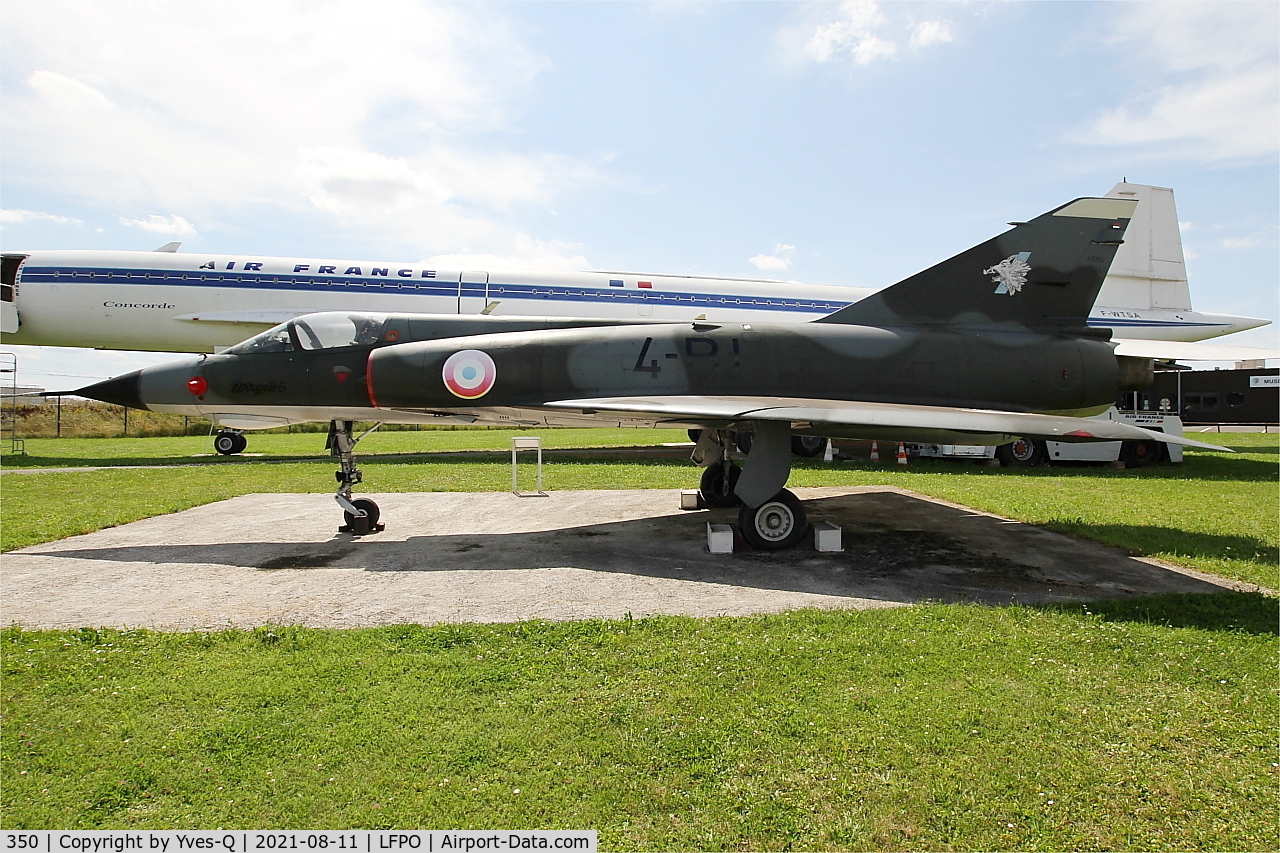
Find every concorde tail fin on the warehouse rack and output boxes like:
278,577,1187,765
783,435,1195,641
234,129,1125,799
816,197,1138,332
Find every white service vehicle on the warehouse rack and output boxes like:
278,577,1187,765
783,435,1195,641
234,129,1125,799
915,407,1185,468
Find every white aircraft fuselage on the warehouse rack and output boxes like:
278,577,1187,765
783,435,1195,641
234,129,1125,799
0,248,1265,353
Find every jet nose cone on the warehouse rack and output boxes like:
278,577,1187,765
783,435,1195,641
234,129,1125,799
74,370,147,410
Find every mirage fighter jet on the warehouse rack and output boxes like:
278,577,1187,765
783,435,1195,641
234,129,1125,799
74,196,1230,548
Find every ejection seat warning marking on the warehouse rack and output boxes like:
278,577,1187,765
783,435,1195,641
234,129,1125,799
3,831,596,853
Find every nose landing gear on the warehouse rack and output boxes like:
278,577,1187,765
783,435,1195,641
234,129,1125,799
328,420,385,535
213,429,247,455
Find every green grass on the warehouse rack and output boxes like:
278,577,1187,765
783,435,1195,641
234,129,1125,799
0,428,682,467
3,433,1275,588
4,606,1276,848
3,433,1277,845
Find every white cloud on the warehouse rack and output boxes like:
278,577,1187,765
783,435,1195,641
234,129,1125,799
749,243,795,271
1220,227,1278,250
0,208,83,226
910,20,952,49
118,214,198,236
802,1,896,66
781,1,953,68
1080,3,1279,163
0,1,605,251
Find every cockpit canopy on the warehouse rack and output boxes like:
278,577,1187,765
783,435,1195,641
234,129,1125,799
226,312,392,355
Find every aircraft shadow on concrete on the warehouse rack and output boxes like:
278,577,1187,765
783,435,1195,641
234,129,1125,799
29,491,1234,607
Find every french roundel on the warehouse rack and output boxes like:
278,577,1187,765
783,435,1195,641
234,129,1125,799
442,349,496,399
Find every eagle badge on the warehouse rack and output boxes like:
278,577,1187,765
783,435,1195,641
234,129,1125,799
984,252,1032,296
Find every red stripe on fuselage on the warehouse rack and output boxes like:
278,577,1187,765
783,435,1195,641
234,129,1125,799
365,352,379,408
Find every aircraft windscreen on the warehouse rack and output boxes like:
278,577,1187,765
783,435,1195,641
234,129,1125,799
293,313,389,350
226,324,294,355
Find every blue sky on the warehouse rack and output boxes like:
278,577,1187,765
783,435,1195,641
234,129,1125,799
1,0,1276,386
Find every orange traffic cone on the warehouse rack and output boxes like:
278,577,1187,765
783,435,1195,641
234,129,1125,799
896,442,908,465
870,441,880,463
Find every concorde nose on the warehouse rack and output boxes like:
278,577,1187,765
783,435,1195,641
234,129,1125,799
73,370,147,411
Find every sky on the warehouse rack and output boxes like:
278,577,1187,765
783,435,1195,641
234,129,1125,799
1,0,1277,388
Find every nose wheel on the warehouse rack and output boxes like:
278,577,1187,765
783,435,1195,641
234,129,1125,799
213,430,247,455
329,420,385,535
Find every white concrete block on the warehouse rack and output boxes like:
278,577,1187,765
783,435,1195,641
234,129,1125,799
707,523,734,553
813,520,842,552
680,489,703,510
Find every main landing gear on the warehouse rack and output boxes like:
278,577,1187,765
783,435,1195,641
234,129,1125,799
328,419,385,536
692,424,808,550
213,429,247,455
737,489,806,550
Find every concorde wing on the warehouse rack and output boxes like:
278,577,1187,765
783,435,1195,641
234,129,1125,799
544,395,1232,452
170,309,318,326
1112,337,1280,362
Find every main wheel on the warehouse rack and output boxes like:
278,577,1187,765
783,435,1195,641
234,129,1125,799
738,489,807,550
698,461,742,507
995,438,1045,467
343,498,381,536
213,431,246,455
791,435,827,457
1120,439,1159,468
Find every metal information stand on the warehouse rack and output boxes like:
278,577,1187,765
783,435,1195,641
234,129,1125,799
510,435,546,496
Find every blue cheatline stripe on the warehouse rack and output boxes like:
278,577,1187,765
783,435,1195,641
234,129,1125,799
24,265,1226,326
1087,318,1229,329
21,266,851,315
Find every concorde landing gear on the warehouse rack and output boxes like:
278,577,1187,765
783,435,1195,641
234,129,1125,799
213,429,247,455
328,420,385,536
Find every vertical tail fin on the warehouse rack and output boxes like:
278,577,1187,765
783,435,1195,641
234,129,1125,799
816,197,1138,331
1100,182,1191,310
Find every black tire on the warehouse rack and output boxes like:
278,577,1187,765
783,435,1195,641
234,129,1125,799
213,432,242,455
698,462,742,507
734,431,753,454
687,429,703,443
1120,439,1159,469
231,433,248,454
791,435,827,457
343,498,381,535
737,489,807,550
995,438,1045,467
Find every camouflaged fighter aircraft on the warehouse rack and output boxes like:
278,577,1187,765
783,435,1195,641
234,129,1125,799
73,196,1231,548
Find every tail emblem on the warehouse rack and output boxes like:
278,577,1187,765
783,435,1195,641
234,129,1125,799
984,252,1031,296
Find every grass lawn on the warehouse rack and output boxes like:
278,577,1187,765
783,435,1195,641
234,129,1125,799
0,428,678,467
3,432,1276,589
2,432,1277,845
3,605,1276,848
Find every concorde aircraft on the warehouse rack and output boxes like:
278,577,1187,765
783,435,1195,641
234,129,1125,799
73,195,1230,549
2,184,1267,352
7,182,1273,455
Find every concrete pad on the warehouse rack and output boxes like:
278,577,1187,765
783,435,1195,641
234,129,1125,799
1,487,1251,630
